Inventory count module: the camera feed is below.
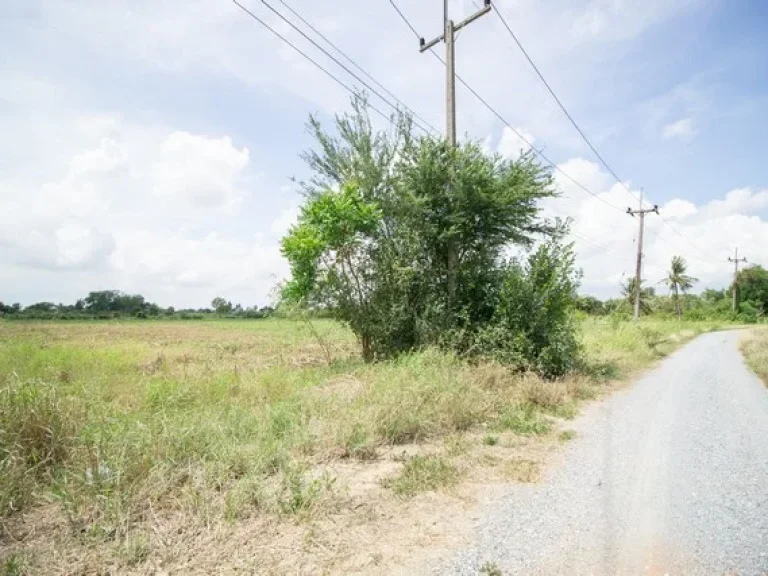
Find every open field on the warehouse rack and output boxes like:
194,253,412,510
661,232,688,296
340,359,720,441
0,318,727,574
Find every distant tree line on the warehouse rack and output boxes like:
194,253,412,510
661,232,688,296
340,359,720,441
0,290,274,320
576,260,768,323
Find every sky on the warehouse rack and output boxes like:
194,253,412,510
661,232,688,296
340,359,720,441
2,0,768,308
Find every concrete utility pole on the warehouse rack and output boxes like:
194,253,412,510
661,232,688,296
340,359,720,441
627,191,659,321
728,247,748,312
420,0,491,145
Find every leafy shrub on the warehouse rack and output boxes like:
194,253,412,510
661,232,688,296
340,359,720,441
281,96,580,376
468,237,581,378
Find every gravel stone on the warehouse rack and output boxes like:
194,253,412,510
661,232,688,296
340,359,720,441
438,331,768,575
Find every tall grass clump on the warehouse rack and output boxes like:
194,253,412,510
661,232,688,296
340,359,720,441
0,376,80,517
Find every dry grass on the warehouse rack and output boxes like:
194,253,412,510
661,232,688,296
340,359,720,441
0,317,723,573
740,328,768,385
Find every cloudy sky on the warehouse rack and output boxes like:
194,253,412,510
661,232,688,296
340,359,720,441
2,0,768,308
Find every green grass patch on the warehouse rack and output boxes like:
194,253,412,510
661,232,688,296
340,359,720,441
492,403,552,435
482,435,499,446
382,455,459,497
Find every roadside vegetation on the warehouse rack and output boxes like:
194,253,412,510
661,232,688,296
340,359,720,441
740,329,768,385
0,96,749,572
0,317,724,572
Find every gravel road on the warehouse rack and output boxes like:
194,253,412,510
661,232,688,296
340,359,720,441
439,330,768,575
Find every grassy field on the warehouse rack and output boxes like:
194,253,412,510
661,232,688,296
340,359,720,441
739,328,768,385
0,317,725,573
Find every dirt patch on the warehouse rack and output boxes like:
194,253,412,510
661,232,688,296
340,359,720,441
1,432,562,575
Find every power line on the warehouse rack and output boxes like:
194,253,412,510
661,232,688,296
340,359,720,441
386,0,626,213
231,0,394,126
254,0,434,135
491,4,639,203
388,0,421,38
391,1,721,270
275,0,440,135
488,1,720,263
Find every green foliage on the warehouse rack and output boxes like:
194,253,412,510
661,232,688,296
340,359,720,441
734,265,768,316
0,293,274,321
492,403,552,435
620,278,655,315
469,235,581,378
1,553,28,576
575,295,605,315
382,455,459,497
482,435,499,446
665,256,698,319
211,297,233,315
281,95,579,376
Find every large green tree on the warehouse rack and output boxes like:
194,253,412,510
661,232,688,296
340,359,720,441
281,96,578,374
665,255,698,319
734,264,768,315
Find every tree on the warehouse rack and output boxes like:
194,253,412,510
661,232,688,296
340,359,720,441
621,277,654,315
211,297,233,315
733,265,768,315
281,95,577,375
0,302,20,315
665,255,698,319
575,295,604,316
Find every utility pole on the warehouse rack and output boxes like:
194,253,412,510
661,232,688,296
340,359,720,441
419,0,491,303
419,0,491,145
627,191,659,321
728,247,747,312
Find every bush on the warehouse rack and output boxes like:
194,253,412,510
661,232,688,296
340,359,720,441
281,96,579,376
468,237,581,378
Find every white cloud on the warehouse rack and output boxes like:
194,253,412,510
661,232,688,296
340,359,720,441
544,159,768,297
270,204,299,237
497,126,536,160
0,117,283,307
152,131,250,213
662,118,696,141
0,0,746,308
700,187,768,218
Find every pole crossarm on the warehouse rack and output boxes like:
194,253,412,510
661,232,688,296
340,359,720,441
419,0,491,52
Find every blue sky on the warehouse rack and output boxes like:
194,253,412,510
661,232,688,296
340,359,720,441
2,0,768,307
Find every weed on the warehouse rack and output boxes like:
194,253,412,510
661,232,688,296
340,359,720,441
479,560,503,576
445,434,470,456
1,553,28,576
558,430,577,442
225,476,268,521
482,435,499,446
493,403,552,435
342,424,377,460
382,455,459,497
544,401,578,420
276,468,335,516
119,534,151,566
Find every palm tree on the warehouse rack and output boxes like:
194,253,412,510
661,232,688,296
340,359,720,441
621,277,654,315
665,255,698,319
